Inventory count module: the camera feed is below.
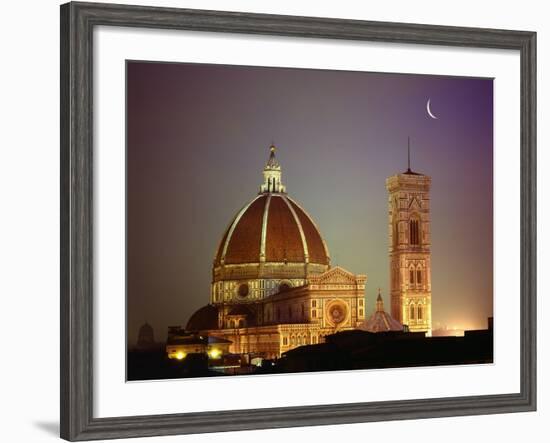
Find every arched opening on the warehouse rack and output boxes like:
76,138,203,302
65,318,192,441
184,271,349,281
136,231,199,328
409,217,420,245
392,198,399,248
410,304,416,321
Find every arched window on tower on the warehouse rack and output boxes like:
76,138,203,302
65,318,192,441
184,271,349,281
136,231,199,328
418,305,423,321
409,217,420,245
410,304,416,321
417,267,422,284
409,268,415,285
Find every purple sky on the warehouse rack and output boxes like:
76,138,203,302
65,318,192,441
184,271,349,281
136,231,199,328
127,61,493,344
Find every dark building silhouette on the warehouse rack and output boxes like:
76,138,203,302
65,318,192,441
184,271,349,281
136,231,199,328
136,322,155,349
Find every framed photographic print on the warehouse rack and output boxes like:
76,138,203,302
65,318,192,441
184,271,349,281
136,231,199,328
60,1,536,441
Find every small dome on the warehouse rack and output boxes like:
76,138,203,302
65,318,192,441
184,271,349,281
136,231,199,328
360,292,403,333
186,305,218,331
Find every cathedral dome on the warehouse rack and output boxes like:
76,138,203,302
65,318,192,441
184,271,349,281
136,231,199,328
211,144,330,290
214,193,329,267
214,145,329,269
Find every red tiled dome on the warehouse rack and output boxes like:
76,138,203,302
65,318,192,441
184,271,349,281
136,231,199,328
215,194,329,266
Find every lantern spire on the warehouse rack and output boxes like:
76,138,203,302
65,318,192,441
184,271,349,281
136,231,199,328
260,144,286,194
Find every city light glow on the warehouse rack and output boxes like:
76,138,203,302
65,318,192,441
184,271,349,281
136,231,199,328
208,348,221,359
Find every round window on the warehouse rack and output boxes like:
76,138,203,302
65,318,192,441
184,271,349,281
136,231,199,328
238,283,249,297
327,301,348,326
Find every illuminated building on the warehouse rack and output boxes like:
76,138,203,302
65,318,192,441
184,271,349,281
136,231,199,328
186,145,367,358
166,328,231,360
386,144,432,334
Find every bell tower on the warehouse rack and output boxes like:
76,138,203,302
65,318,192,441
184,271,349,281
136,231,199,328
386,140,432,334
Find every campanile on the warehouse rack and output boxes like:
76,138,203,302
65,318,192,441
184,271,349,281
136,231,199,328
386,145,432,334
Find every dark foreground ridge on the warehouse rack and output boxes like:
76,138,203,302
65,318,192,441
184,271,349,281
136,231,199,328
127,325,493,381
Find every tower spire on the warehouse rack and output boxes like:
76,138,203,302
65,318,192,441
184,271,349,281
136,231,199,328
260,143,286,194
376,288,384,312
407,136,411,172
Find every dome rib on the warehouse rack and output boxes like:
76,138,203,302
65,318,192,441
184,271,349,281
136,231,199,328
223,196,265,264
220,194,262,265
281,195,309,262
259,194,272,261
286,197,330,265
214,222,231,265
265,195,305,262
215,194,330,267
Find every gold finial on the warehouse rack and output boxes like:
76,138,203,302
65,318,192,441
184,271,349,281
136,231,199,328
270,144,276,153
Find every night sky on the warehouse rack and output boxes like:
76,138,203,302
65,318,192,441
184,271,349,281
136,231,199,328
127,61,493,344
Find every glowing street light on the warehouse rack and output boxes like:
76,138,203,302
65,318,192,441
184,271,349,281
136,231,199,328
208,348,221,359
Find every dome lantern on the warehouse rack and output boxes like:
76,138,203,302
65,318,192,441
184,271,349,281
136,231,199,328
260,144,286,194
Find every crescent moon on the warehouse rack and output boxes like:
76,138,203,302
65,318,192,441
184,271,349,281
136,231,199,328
426,99,438,120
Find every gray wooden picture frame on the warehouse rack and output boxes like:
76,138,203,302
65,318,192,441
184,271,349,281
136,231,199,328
60,1,537,441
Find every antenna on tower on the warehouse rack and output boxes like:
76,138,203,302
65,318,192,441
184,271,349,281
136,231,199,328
407,136,411,172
